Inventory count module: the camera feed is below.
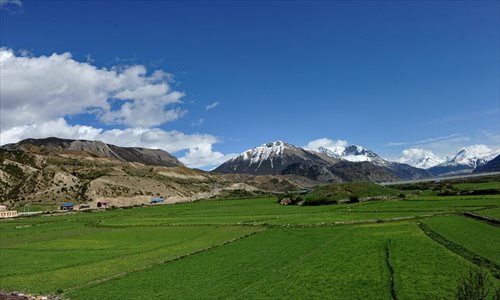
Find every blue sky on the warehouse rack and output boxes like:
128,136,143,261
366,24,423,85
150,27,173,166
1,0,499,168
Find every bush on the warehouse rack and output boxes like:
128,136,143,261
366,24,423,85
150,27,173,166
437,189,459,196
348,195,360,203
456,268,491,300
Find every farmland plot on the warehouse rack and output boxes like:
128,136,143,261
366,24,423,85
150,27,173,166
68,223,479,300
0,224,261,294
1,194,499,299
422,215,500,266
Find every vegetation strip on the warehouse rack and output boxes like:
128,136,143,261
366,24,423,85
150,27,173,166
85,212,451,230
64,228,267,293
417,222,500,278
385,239,398,300
462,211,500,227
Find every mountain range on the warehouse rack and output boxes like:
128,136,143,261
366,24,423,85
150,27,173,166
474,154,500,173
1,137,499,208
213,141,431,182
2,137,183,168
214,140,500,180
397,145,500,176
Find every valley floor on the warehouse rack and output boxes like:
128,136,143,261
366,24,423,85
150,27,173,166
1,194,499,299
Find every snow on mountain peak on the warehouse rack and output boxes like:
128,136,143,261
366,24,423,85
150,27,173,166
307,139,384,164
305,138,348,155
447,144,500,168
239,141,293,165
397,148,444,169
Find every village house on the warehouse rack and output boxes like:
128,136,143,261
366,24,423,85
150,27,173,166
60,203,74,211
0,205,18,218
150,197,164,204
97,201,109,208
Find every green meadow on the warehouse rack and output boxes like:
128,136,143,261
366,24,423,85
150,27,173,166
1,182,500,299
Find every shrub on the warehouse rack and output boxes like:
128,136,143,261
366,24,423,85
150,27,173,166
348,195,360,203
456,268,491,300
437,189,458,196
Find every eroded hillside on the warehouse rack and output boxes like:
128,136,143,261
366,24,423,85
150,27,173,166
0,148,301,209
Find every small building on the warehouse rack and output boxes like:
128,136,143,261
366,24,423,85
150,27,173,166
150,197,164,204
97,201,109,208
60,203,74,211
0,205,17,218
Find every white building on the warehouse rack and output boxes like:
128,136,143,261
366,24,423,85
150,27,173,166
0,205,18,218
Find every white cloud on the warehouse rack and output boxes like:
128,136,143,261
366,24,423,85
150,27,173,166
205,101,219,111
304,137,349,153
0,119,101,145
388,130,500,166
397,148,445,169
429,110,499,125
0,0,21,8
0,48,185,129
384,133,494,157
191,118,204,127
0,118,233,169
179,144,237,169
0,47,237,169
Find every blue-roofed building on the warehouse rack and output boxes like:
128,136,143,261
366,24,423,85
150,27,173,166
150,197,164,204
60,203,74,211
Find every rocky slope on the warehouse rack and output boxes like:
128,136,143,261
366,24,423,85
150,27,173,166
0,139,304,209
2,137,183,167
473,154,500,173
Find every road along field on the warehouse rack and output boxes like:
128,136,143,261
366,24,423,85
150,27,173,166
1,193,499,299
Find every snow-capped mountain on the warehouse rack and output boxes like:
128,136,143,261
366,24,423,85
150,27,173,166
314,143,431,180
397,148,445,169
213,141,340,176
214,140,500,180
445,145,500,168
317,145,387,165
474,154,500,173
239,141,289,167
213,141,429,182
428,145,500,176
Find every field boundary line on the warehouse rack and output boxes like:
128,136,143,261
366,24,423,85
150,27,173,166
417,222,500,278
279,212,453,228
462,212,500,227
385,239,398,300
63,227,268,294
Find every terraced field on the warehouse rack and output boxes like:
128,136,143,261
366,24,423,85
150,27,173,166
1,192,499,299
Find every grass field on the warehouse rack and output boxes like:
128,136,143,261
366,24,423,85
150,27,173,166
301,182,401,205
422,215,500,266
453,181,500,191
1,183,500,299
476,207,500,220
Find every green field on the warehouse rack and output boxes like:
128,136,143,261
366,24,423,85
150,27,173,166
302,182,401,205
477,207,500,220
1,189,500,299
422,215,500,266
453,181,500,191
